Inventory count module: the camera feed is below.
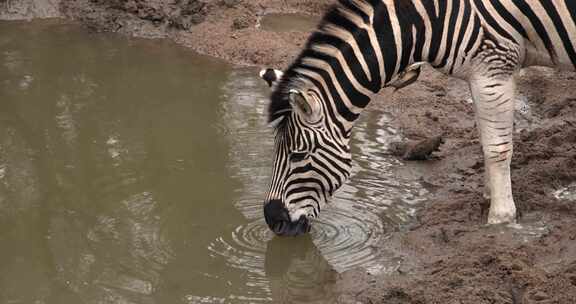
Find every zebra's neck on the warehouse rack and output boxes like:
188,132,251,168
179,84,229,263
281,0,480,136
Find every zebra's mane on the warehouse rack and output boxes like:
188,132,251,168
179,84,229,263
268,0,429,128
268,69,306,126
268,0,370,128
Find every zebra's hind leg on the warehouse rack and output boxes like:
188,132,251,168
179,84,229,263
469,73,517,225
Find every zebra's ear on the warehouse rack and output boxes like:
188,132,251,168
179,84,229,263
259,68,284,88
289,89,321,123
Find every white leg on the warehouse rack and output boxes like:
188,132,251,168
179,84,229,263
483,164,491,201
469,74,517,224
479,138,491,201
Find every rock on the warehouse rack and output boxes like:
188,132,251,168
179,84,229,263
232,16,250,30
531,291,549,301
390,135,444,161
388,141,408,157
425,111,439,121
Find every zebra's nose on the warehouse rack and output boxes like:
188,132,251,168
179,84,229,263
264,200,311,236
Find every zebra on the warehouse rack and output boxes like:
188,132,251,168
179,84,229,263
260,68,284,88
261,0,576,236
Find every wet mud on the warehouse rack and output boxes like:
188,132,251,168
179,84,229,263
2,1,576,303
338,67,576,304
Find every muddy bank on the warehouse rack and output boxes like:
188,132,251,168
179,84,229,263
334,67,576,303
0,0,61,19
0,0,328,67
2,1,576,303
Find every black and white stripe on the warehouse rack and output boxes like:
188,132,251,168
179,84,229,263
262,0,576,235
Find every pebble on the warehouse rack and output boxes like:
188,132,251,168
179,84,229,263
531,291,548,301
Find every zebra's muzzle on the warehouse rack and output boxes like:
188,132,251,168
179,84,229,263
264,199,311,236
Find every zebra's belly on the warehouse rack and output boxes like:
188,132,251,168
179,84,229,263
522,38,557,68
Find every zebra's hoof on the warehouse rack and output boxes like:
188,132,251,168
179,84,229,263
487,211,517,225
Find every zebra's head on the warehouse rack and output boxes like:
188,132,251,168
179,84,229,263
260,69,352,236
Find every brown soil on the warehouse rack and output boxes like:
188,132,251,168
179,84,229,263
59,0,332,67
337,67,576,304
3,1,575,303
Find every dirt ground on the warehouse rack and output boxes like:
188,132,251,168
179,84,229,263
58,0,332,67
3,0,576,303
336,67,576,304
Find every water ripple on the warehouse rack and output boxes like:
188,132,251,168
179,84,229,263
310,206,383,271
207,220,273,302
204,201,392,302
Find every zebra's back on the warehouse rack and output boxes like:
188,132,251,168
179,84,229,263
471,0,576,69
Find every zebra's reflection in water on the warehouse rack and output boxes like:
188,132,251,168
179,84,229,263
265,235,338,303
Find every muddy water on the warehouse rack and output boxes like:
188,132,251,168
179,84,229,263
0,20,426,303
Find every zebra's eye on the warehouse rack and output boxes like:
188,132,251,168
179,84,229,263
289,151,309,162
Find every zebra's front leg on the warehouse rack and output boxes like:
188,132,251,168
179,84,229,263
469,74,517,224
